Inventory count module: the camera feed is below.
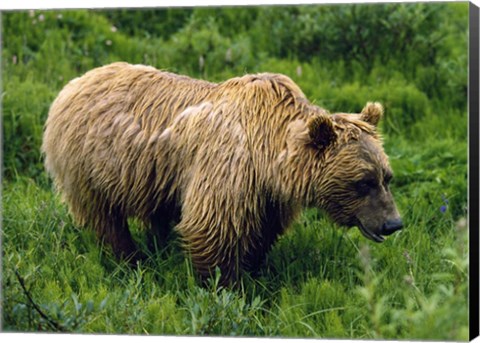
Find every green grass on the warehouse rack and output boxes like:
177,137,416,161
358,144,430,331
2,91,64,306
1,5,469,340
2,170,468,338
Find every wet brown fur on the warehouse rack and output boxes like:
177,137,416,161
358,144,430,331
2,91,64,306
43,62,394,285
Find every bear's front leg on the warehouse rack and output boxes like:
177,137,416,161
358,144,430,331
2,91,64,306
175,219,243,286
174,198,248,287
147,204,179,251
93,207,144,265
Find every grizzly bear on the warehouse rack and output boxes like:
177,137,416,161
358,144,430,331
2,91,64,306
42,62,403,285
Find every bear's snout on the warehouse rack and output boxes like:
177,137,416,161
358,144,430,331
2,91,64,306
381,218,403,236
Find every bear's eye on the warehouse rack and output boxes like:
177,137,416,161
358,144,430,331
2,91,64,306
384,172,393,185
355,177,377,196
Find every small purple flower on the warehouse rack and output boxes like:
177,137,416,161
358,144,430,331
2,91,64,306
439,194,449,213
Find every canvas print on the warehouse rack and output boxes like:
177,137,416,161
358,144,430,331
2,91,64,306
1,2,470,340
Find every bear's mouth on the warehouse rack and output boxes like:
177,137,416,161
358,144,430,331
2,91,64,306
357,222,385,243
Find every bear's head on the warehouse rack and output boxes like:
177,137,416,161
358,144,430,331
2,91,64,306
282,102,403,242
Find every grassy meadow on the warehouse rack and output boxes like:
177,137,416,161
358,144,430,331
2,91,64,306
1,4,470,339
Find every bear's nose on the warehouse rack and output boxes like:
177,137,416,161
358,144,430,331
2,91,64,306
382,218,403,236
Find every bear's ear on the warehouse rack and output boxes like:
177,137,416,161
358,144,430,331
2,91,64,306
360,102,384,126
306,114,337,149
